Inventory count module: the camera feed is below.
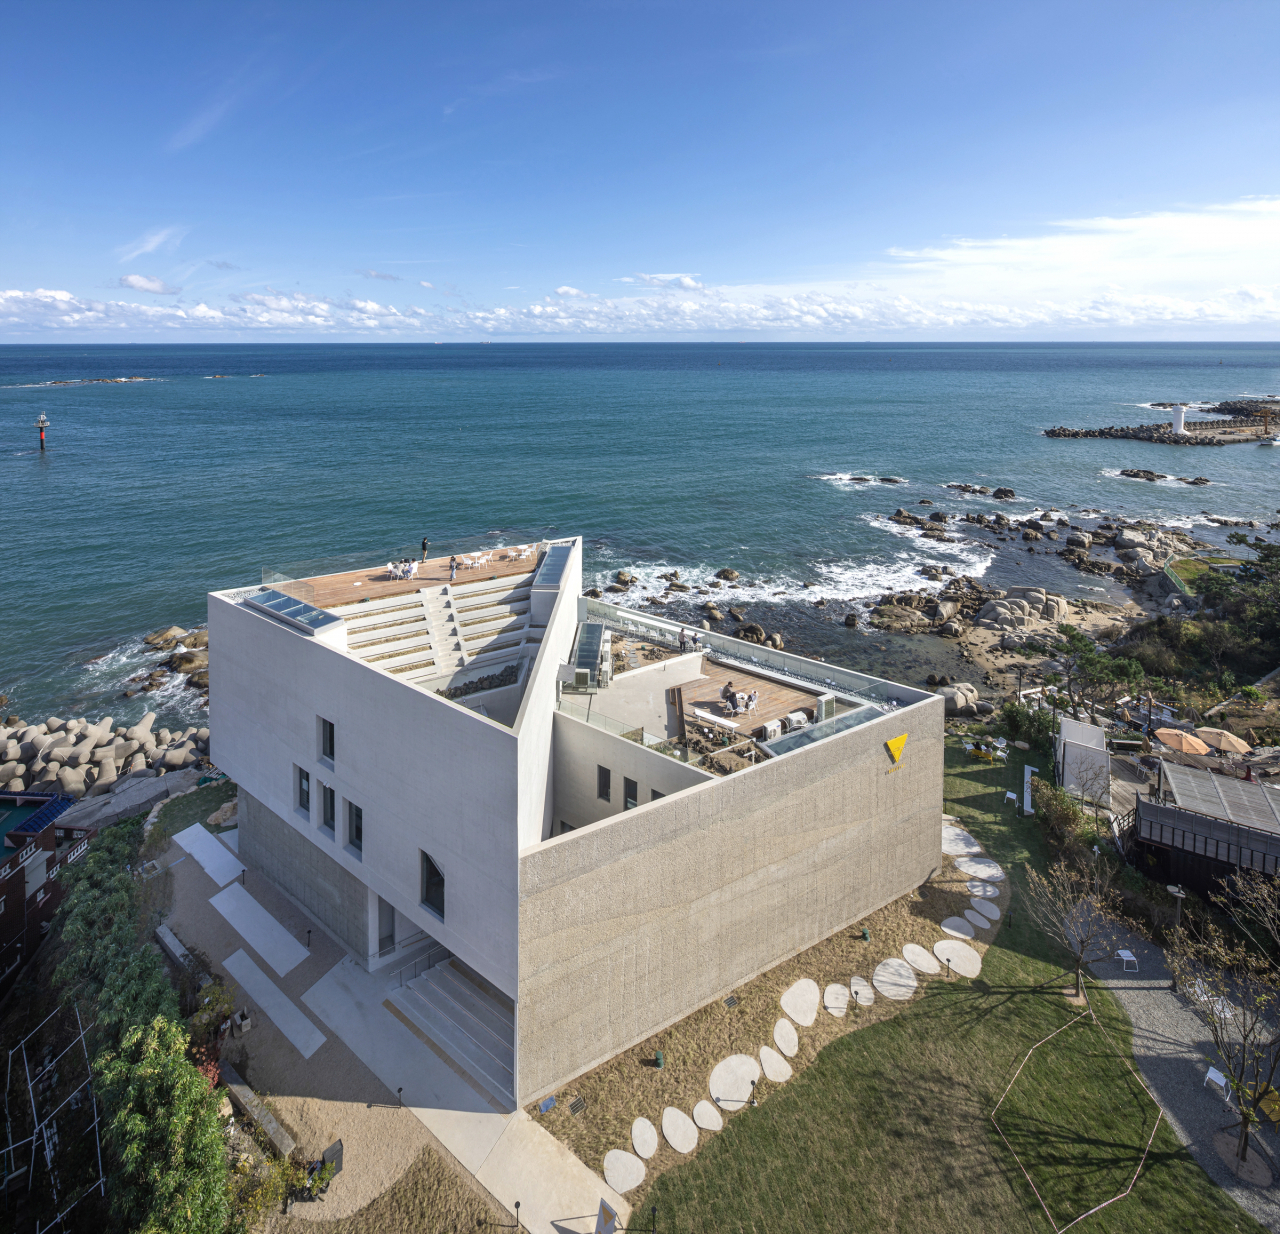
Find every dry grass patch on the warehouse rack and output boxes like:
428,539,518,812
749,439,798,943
532,854,1009,1189
263,1145,504,1234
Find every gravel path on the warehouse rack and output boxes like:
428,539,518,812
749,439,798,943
1090,929,1280,1232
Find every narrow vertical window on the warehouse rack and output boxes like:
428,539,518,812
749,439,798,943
421,852,445,919
298,767,310,813
597,765,611,802
321,785,335,832
348,801,363,852
624,777,638,810
320,718,335,760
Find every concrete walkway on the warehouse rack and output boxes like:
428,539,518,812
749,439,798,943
302,956,631,1232
1090,931,1280,1232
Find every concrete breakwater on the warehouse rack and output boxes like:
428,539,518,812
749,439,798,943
1044,417,1268,445
1,710,210,800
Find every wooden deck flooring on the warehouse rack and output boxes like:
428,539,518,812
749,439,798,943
682,660,821,736
283,546,541,608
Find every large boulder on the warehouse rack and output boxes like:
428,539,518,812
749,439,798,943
992,487,1016,500
144,625,189,647
165,649,209,674
1065,531,1092,549
936,682,980,714
715,568,740,581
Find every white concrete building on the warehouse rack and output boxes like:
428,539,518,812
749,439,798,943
209,538,944,1108
1055,715,1111,807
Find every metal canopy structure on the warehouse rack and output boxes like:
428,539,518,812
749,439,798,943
1163,761,1280,833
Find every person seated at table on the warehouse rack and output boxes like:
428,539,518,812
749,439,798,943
720,681,736,713
387,561,399,578
746,689,759,712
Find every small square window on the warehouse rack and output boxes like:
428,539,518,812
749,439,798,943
624,777,638,810
298,767,310,814
348,801,363,852
321,785,335,831
320,717,335,760
421,852,445,919
597,765,611,802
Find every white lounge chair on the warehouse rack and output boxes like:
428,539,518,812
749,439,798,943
1117,949,1138,972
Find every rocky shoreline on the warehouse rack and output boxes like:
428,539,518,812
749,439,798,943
1,622,213,803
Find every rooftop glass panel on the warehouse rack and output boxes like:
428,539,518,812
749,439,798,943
244,588,344,635
534,544,571,588
762,705,885,757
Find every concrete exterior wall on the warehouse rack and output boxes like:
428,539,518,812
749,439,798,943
514,542,582,849
551,711,714,830
209,590,522,994
515,694,944,1103
238,789,370,955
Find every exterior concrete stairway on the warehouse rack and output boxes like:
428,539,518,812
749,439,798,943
388,959,515,1108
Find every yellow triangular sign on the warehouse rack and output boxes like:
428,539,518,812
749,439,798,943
886,733,908,763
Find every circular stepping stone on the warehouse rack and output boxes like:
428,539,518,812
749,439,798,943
708,1054,761,1108
824,983,849,1017
773,1018,799,1057
693,1100,723,1132
760,1045,793,1083
631,1117,657,1160
849,975,875,1007
934,939,982,978
662,1106,698,1154
955,855,1004,882
604,1149,645,1193
941,916,976,939
873,958,917,1001
964,908,991,930
970,896,1001,920
941,824,982,856
902,942,941,974
968,879,1000,899
780,977,821,1026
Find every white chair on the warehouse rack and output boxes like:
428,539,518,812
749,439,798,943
996,748,1009,761
994,737,1008,749
1205,1066,1232,1105
1117,949,1138,972
408,561,419,579
1004,791,1018,804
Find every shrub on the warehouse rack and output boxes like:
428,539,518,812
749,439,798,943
1030,776,1089,845
999,701,1055,751
1242,685,1265,703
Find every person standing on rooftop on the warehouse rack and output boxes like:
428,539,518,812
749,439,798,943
421,536,430,561
450,555,458,581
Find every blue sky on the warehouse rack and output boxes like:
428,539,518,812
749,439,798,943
4,0,1280,339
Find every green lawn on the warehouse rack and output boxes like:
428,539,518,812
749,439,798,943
636,741,1260,1233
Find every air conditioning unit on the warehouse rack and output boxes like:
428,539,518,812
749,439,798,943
574,669,591,688
762,719,782,741
816,693,836,721
782,710,808,732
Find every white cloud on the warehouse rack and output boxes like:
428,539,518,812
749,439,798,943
117,226,188,262
419,280,435,289
632,272,705,289
169,93,240,151
359,269,401,281
118,274,181,295
11,198,1280,338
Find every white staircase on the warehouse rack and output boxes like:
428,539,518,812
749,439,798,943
388,959,515,1109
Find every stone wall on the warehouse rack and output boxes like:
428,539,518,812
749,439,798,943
239,790,370,957
515,695,944,1103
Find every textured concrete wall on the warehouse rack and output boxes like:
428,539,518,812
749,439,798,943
239,790,370,956
515,695,944,1103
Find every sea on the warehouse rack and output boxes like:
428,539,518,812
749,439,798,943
3,341,1279,729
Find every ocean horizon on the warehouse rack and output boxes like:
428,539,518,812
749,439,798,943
4,340,1278,727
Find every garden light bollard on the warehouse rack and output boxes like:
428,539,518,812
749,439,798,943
750,1079,757,1107
515,1200,520,1230
398,1086,403,1107
307,930,311,949
1169,884,1186,931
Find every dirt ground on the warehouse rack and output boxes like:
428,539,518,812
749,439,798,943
530,842,1010,1191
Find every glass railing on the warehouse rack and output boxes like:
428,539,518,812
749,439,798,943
556,696,690,761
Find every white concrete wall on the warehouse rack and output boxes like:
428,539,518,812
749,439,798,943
209,591,522,994
513,541,582,849
551,711,714,830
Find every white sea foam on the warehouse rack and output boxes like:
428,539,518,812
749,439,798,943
69,633,208,728
1100,468,1213,491
810,473,908,490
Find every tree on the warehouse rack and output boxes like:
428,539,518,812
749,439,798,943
1167,923,1280,1167
1071,759,1112,830
1020,857,1122,997
96,1016,230,1234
